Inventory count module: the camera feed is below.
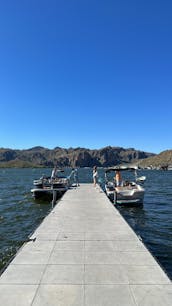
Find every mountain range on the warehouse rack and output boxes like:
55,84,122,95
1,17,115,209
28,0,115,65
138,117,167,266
0,146,154,168
139,149,172,168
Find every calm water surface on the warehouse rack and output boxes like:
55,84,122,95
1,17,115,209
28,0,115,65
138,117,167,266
0,168,172,279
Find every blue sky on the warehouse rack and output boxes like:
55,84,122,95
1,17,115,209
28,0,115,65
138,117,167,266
0,0,172,154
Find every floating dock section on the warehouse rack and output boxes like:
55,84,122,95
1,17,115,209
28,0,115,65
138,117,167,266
0,184,171,305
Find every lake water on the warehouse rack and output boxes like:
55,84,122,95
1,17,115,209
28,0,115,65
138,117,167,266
0,168,172,279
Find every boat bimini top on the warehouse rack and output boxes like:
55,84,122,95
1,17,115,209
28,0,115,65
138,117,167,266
105,165,138,173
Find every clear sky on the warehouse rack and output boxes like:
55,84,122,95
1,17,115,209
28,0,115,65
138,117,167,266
0,0,172,154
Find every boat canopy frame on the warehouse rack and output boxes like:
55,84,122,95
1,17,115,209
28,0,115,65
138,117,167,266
105,165,138,173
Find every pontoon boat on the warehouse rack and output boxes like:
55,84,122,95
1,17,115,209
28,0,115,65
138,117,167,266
31,169,72,201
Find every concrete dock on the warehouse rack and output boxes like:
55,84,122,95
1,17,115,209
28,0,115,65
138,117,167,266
0,184,171,305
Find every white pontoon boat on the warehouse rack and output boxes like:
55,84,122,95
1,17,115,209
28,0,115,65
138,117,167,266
31,169,72,201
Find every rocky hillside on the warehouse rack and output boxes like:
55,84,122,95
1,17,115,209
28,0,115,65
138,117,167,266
0,146,154,168
139,149,172,168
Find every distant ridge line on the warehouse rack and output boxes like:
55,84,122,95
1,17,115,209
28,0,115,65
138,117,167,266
0,146,155,168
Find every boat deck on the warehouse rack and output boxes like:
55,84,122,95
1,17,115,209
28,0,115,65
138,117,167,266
0,184,171,305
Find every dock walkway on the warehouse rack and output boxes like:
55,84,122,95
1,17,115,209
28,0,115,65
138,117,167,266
0,184,171,305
